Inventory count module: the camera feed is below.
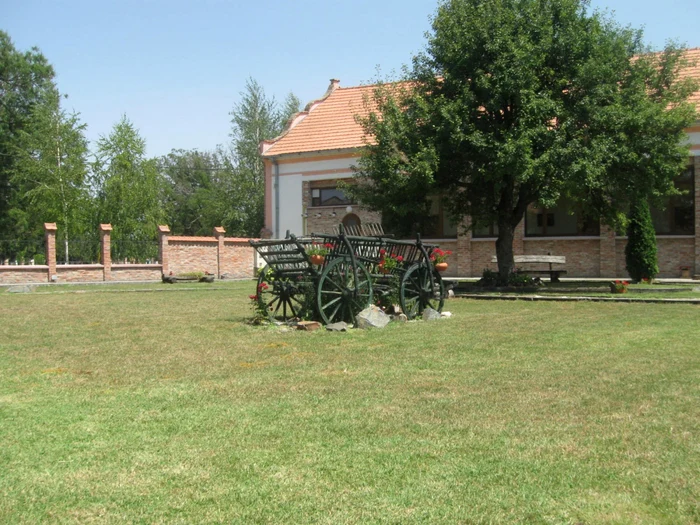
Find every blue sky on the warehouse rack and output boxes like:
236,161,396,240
4,0,698,158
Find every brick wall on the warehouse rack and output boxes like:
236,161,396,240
56,265,104,282
0,267,49,284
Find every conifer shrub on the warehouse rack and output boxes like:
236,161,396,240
625,199,658,282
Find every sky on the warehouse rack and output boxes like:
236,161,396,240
4,0,699,158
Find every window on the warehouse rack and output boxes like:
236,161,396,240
423,197,458,238
311,187,354,207
472,223,499,238
525,197,600,236
650,164,695,235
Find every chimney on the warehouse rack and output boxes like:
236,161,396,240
324,78,340,97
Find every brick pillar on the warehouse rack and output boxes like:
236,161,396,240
158,225,170,275
599,224,616,278
214,226,225,278
513,220,525,255
100,224,112,281
44,223,57,282
694,155,700,279
456,218,472,277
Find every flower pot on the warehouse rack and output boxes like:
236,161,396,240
378,264,391,274
310,255,325,266
435,262,448,273
680,268,690,279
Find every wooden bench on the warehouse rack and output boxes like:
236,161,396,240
491,254,567,282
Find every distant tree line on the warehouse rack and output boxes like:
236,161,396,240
0,30,299,263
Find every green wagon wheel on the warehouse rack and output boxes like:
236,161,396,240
317,258,373,325
399,264,445,319
256,265,310,322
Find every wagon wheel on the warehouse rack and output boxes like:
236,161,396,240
399,264,445,319
317,258,373,325
256,265,310,322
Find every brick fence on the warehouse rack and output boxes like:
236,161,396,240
0,224,257,285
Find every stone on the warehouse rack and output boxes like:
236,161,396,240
440,311,452,318
422,307,442,321
326,322,349,332
355,305,391,329
7,285,34,293
392,313,408,323
447,289,455,298
297,321,322,332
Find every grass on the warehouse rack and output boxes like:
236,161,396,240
1,281,698,523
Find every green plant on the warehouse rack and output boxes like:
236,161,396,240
508,272,536,287
33,254,46,265
610,280,630,293
429,248,451,264
249,281,270,323
625,199,658,282
378,249,403,273
178,271,204,279
477,269,500,287
306,242,334,257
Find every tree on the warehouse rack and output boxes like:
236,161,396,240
229,79,301,236
0,31,56,243
625,199,658,282
158,148,237,236
353,0,697,282
92,116,165,262
12,88,90,263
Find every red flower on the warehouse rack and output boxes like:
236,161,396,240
379,248,386,256
396,255,403,262
324,243,334,249
249,294,258,301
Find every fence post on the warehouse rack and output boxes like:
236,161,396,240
214,226,225,278
100,224,112,281
44,223,57,282
158,225,170,276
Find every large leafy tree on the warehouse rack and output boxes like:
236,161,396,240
13,89,90,262
354,0,697,281
92,116,165,262
0,31,56,243
159,147,240,236
229,79,300,236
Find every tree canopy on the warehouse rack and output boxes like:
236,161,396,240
353,0,697,280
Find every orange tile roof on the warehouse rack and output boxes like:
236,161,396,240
264,52,700,158
679,47,700,110
262,83,378,157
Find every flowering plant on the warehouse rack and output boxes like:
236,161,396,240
378,249,403,272
430,248,452,264
249,282,269,322
306,242,334,257
679,265,690,271
610,280,629,293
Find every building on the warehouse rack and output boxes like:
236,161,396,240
261,51,700,278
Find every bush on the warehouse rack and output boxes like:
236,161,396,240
625,199,658,282
33,254,46,265
477,268,536,287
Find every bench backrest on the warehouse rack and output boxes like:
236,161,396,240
491,255,566,264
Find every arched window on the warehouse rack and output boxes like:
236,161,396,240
342,213,361,230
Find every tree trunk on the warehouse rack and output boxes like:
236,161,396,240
495,218,515,284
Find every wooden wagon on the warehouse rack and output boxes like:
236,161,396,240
249,226,446,325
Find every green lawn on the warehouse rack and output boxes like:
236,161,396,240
1,281,698,524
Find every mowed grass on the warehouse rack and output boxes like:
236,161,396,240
1,281,698,524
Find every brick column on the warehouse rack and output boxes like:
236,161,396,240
456,218,472,277
599,224,616,278
513,220,525,255
694,155,700,279
158,225,170,275
100,224,112,281
214,226,225,278
44,223,57,282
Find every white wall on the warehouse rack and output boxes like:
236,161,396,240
276,174,304,238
